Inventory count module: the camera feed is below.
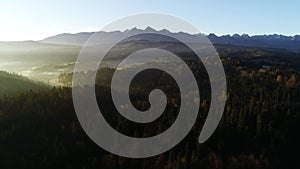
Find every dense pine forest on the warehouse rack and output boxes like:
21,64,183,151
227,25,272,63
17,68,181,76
0,48,299,169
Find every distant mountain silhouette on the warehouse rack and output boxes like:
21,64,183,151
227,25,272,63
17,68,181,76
208,33,300,52
40,27,300,52
40,27,203,46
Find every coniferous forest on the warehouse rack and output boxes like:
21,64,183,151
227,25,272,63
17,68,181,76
0,48,300,169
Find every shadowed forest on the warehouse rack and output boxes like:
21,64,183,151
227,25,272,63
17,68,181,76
0,48,300,169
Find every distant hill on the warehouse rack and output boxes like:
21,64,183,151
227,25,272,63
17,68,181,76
40,33,91,46
0,71,49,95
40,27,300,52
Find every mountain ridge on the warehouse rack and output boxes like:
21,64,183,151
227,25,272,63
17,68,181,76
39,27,300,52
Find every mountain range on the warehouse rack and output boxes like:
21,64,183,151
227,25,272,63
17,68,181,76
41,27,300,52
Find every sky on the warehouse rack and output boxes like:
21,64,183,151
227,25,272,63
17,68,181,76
1,0,300,41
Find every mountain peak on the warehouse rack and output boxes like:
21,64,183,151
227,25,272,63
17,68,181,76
158,28,170,34
292,35,300,41
145,26,156,32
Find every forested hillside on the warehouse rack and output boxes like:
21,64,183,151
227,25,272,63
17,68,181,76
0,49,299,169
0,71,49,95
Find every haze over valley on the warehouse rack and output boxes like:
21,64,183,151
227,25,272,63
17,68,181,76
1,27,300,86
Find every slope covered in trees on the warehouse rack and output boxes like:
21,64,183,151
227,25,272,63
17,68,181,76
0,71,49,95
0,49,299,169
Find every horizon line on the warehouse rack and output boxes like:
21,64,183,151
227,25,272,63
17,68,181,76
1,27,300,42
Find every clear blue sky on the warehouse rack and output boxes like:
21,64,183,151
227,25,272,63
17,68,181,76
1,0,300,41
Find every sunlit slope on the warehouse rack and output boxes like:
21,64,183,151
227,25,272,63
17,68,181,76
0,71,49,95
